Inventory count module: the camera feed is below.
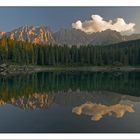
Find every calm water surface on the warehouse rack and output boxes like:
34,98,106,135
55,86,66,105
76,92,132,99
0,71,140,133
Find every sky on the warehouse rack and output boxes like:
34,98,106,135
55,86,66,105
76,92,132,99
0,7,140,34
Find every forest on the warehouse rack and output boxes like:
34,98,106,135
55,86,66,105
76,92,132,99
0,37,140,66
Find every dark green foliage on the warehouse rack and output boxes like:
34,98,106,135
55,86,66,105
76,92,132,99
0,37,140,66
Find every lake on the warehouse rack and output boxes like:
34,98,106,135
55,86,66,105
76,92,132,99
0,71,140,133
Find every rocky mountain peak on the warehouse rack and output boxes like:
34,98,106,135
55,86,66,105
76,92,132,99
6,26,55,45
0,32,6,37
0,26,140,46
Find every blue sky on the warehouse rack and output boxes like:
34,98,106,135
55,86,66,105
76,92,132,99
0,7,140,33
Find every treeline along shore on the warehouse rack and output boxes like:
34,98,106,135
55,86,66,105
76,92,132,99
0,37,140,74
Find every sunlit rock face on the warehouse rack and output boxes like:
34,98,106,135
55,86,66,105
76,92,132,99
72,102,134,121
6,26,55,45
0,32,6,37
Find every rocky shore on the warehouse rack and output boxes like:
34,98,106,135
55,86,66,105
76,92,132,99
0,64,140,76
0,64,35,75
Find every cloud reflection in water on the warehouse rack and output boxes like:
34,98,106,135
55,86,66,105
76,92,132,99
72,101,134,121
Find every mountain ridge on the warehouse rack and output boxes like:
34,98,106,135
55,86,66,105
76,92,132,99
0,26,55,45
0,25,140,46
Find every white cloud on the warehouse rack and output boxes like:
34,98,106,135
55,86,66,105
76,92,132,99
72,14,135,33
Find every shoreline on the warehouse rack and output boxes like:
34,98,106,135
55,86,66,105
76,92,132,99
33,66,140,72
0,64,140,75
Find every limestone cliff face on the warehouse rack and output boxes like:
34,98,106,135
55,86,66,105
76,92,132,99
1,26,140,46
53,28,93,45
6,26,55,45
0,32,6,37
54,28,125,46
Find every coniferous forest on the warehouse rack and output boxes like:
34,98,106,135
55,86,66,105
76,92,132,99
0,37,140,66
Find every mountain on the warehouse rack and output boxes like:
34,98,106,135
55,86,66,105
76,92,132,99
0,27,125,46
5,26,55,45
54,28,126,46
89,29,125,45
0,32,6,37
1,26,140,46
124,34,140,41
53,28,93,45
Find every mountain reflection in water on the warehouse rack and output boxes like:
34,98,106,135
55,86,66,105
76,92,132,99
0,71,140,132
0,93,54,110
0,90,139,112
72,102,134,121
0,71,139,118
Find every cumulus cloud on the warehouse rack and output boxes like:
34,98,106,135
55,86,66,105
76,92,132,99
72,14,135,33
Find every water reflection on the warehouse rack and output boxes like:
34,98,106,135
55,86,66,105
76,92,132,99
0,90,139,112
0,71,139,112
10,93,54,110
0,99,5,106
0,93,54,110
0,71,139,100
72,102,134,121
